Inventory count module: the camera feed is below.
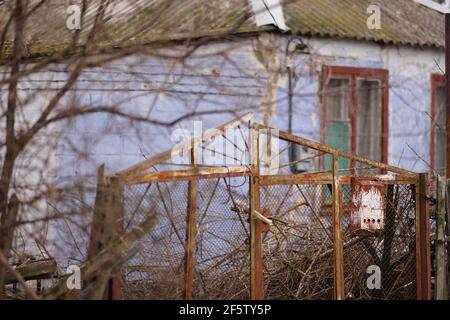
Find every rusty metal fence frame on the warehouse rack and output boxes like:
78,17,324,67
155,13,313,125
105,113,431,300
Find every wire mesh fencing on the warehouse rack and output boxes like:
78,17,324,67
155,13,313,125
193,177,250,299
110,116,429,300
122,181,188,299
342,183,417,300
122,176,251,300
260,184,334,300
119,176,423,300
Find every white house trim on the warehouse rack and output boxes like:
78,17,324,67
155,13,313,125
414,0,450,14
250,0,289,31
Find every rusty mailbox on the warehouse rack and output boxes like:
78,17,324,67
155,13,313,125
349,178,385,236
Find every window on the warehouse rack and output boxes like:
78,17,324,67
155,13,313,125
356,80,382,161
324,78,351,170
431,74,446,176
322,66,388,172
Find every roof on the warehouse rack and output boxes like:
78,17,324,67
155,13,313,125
0,0,445,60
284,0,445,48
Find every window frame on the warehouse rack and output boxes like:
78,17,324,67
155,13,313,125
430,73,446,173
321,65,389,169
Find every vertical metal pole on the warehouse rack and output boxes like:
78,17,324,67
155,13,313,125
415,178,423,299
332,156,344,300
184,148,197,300
436,176,448,299
250,122,264,300
446,12,450,302
415,173,431,300
447,183,450,293
446,14,450,180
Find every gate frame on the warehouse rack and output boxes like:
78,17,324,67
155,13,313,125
111,113,431,300
254,123,431,300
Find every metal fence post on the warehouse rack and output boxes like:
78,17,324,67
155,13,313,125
332,156,344,300
415,173,431,300
184,147,198,300
250,123,264,300
436,175,448,300
447,181,450,295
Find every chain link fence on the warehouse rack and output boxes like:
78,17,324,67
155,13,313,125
122,176,251,299
120,178,420,300
342,183,417,299
261,184,334,299
123,181,187,299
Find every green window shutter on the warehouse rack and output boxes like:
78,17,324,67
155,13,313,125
325,121,350,172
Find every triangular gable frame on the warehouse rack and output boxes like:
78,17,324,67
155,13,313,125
116,113,254,182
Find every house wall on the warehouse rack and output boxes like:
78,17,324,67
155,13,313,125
26,35,444,181
56,36,446,178
283,37,445,173
1,33,445,260
0,67,63,257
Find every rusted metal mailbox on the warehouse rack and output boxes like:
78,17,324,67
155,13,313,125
349,178,385,236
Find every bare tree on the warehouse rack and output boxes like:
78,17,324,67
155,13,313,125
0,0,262,299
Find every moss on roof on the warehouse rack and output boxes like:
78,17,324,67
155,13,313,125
284,0,444,48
